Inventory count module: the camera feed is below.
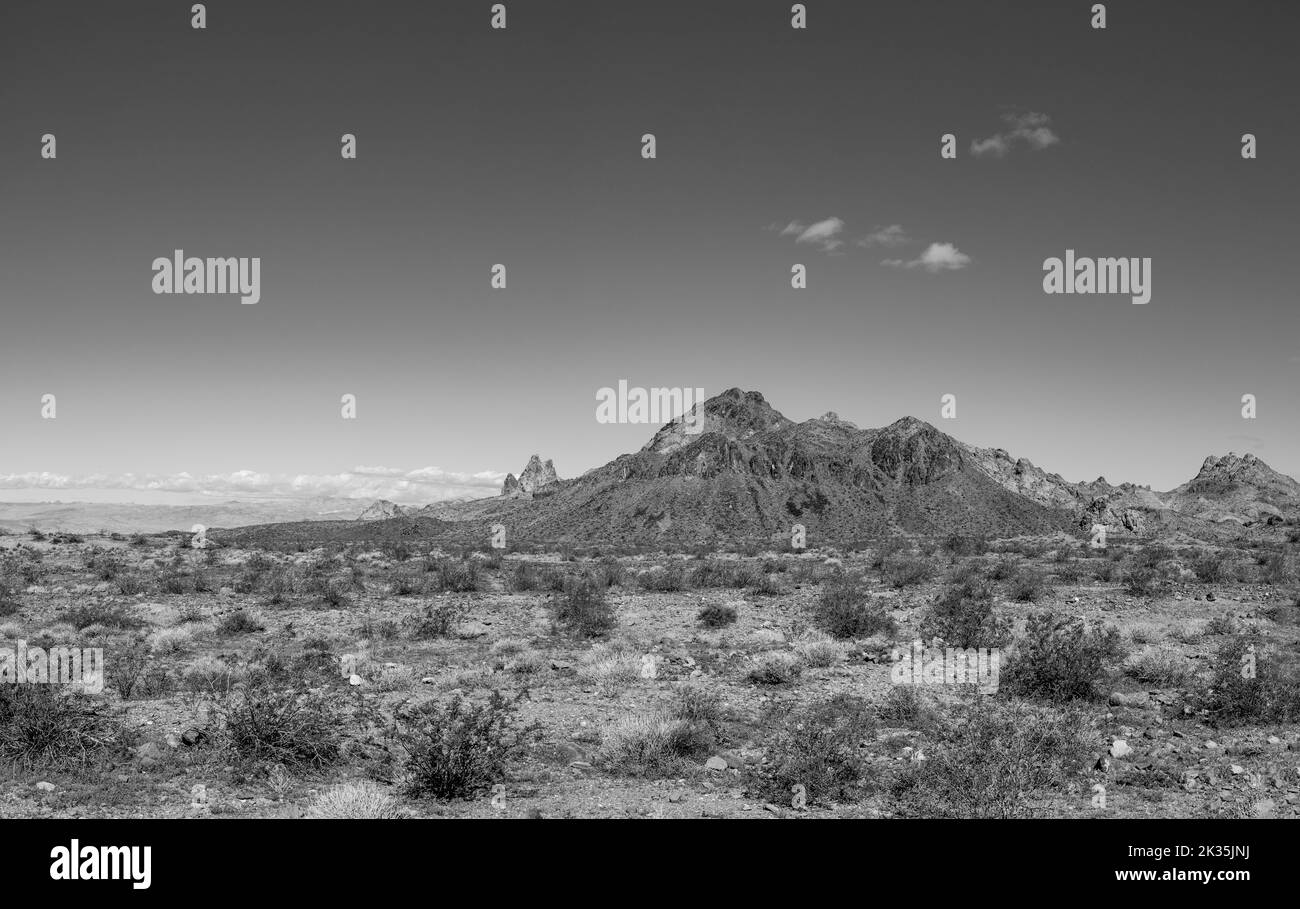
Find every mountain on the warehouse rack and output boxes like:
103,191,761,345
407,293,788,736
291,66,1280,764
356,500,409,521
1166,453,1300,525
399,389,1077,544
203,389,1300,548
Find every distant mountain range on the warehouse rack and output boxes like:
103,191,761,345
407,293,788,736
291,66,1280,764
24,388,1295,545
320,388,1298,546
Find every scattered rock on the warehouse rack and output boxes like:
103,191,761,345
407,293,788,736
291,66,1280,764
181,728,206,747
1108,691,1149,708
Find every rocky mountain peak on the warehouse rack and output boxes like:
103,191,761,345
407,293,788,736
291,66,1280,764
517,455,559,494
355,500,408,521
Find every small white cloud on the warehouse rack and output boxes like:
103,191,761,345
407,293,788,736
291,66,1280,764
771,216,845,253
971,110,1060,158
858,224,909,247
883,242,972,273
795,217,845,249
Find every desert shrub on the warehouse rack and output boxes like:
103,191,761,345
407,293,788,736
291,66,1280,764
1260,553,1297,586
591,556,626,588
946,559,986,587
881,553,936,589
0,685,129,769
263,567,297,604
691,559,754,589
748,695,874,805
580,640,643,696
987,557,1019,582
220,684,349,770
182,655,242,696
550,574,616,638
115,573,148,595
1009,569,1049,602
637,563,687,592
1195,638,1300,726
793,629,844,667
506,650,547,675
1124,647,1193,686
877,684,939,730
511,561,539,591
1122,565,1170,598
891,696,1093,818
697,602,738,629
390,569,427,596
488,637,529,659
668,681,724,738
869,539,908,570
1000,612,1125,703
598,713,706,777
107,640,151,699
149,626,194,655
745,651,803,685
433,559,480,593
812,575,896,639
1204,612,1239,636
392,690,536,800
63,603,144,632
319,579,352,609
751,572,787,596
159,571,192,595
216,609,265,637
1090,559,1120,582
942,535,987,557
306,781,402,819
918,581,1011,649
1192,551,1229,583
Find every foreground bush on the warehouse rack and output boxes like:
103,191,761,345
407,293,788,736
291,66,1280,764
1195,638,1300,726
748,695,874,806
697,602,738,628
306,781,402,819
392,690,536,800
812,575,896,639
917,580,1011,649
219,684,350,770
0,685,128,769
881,553,936,589
891,696,1093,818
550,574,616,638
1000,612,1125,703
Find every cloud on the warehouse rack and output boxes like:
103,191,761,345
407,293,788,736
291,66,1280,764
770,216,845,253
857,224,909,247
971,111,1060,158
883,242,972,273
0,466,506,503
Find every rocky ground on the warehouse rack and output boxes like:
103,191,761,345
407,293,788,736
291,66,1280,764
0,529,1297,820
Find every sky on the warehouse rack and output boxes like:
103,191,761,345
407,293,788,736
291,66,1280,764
1,0,1297,506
